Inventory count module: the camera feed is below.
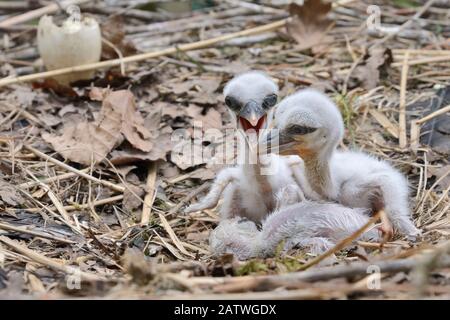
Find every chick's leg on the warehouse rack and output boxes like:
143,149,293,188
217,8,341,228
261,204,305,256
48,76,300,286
369,189,394,242
365,174,420,239
377,209,394,243
184,168,238,214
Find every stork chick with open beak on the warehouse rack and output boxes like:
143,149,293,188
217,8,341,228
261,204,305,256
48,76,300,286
223,71,278,135
184,71,304,222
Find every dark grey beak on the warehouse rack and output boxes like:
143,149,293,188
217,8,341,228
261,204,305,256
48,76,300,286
239,100,265,126
258,130,296,155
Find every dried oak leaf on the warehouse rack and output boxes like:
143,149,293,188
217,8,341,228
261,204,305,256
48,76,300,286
110,103,172,165
161,78,221,104
286,0,333,51
354,48,393,90
43,90,152,165
42,120,122,165
101,90,153,152
186,104,223,130
109,132,172,165
189,78,222,105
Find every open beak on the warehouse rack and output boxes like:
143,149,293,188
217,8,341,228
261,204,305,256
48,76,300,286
258,130,296,155
238,100,266,134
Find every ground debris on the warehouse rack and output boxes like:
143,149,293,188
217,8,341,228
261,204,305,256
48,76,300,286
0,0,449,300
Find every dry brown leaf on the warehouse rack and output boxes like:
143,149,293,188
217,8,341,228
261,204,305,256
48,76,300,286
161,102,186,119
166,81,196,95
0,182,24,206
109,133,172,165
161,77,221,105
109,102,173,165
354,48,393,90
189,78,221,105
170,139,206,170
42,120,122,165
43,90,152,165
286,0,333,51
101,91,153,152
186,104,222,130
114,165,138,180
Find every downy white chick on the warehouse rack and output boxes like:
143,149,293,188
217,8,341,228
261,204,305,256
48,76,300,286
184,71,304,222
210,186,380,260
261,89,421,239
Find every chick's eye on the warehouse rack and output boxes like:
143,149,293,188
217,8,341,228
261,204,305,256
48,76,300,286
262,94,277,109
286,125,317,135
225,96,240,111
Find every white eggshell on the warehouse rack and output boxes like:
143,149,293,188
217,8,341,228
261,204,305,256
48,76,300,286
37,15,102,85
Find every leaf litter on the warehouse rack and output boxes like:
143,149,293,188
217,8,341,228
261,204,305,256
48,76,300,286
0,0,450,300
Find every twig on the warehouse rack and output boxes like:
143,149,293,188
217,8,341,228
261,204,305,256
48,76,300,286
22,166,73,224
392,55,450,67
158,213,194,258
152,230,187,261
18,168,90,189
10,195,124,213
0,1,33,11
410,104,450,150
372,0,436,48
369,109,399,139
190,256,450,292
24,145,125,193
224,0,286,15
0,235,108,282
399,51,410,149
167,182,211,217
0,19,288,87
141,162,157,225
0,0,91,28
414,104,450,125
101,38,126,75
163,288,333,300
0,222,76,244
296,211,381,271
342,53,364,95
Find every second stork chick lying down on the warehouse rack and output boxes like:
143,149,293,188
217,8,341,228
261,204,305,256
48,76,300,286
261,89,420,238
210,198,380,260
184,71,304,222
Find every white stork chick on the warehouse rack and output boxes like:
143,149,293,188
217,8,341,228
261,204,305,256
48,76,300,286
184,71,304,222
261,89,421,239
210,195,380,260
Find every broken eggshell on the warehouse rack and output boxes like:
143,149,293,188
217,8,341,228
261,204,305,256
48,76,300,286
37,14,101,86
